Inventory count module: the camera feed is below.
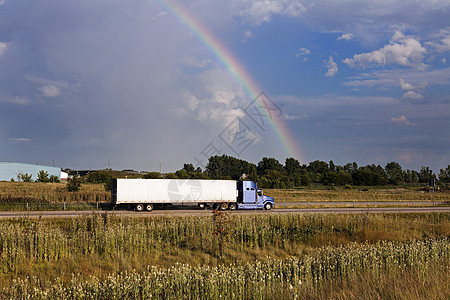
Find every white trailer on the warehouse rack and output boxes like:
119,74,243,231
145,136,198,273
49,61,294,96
111,179,237,211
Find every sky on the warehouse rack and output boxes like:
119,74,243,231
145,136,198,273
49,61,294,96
0,0,449,173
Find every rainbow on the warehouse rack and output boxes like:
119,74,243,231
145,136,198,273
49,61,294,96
158,0,304,161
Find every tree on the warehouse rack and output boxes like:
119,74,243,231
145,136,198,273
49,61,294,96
329,160,336,172
418,166,434,183
87,170,114,183
183,163,195,173
49,175,60,183
307,160,329,174
257,157,283,176
36,170,50,183
144,172,162,179
439,165,450,183
385,162,404,184
335,170,353,186
352,169,387,186
206,155,256,180
175,169,190,179
284,157,302,177
343,162,358,174
18,173,33,182
67,175,82,192
404,169,419,183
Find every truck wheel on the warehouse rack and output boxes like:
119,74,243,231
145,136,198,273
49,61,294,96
264,203,272,210
198,203,206,209
135,204,145,212
145,204,154,211
229,203,237,210
219,203,228,210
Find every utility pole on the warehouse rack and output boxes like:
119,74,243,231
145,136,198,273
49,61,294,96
159,162,162,174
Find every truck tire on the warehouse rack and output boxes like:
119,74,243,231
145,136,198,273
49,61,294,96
264,203,272,210
198,203,206,209
229,203,237,210
219,203,228,210
135,204,145,212
145,204,154,211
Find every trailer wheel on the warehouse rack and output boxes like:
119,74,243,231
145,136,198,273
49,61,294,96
219,203,228,210
145,204,154,211
264,203,272,210
229,203,237,210
198,203,206,209
135,204,145,212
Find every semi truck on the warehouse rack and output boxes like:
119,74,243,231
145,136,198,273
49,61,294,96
111,178,275,211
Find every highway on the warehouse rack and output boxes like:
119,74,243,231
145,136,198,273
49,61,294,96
0,206,449,219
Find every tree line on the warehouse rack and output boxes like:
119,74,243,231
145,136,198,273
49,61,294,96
75,155,449,190
169,155,449,189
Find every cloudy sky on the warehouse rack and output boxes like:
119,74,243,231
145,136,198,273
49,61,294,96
1,0,449,173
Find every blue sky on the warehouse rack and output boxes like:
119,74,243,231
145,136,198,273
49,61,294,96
0,0,449,173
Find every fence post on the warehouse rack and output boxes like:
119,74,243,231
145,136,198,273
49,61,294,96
64,202,66,211
26,202,29,211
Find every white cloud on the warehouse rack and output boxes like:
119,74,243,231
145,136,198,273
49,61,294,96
0,94,30,105
343,31,427,69
283,112,309,120
399,78,414,90
344,68,448,91
238,0,306,24
8,137,31,143
295,47,310,56
242,30,253,42
442,58,447,64
283,113,300,120
427,29,450,52
0,42,7,56
39,85,61,97
183,56,212,68
302,1,450,45
179,67,249,132
391,115,416,126
402,90,424,99
337,33,353,41
324,56,338,77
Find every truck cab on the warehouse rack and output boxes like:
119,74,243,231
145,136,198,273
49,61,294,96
237,181,274,210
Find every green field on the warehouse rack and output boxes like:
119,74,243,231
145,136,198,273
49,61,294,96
0,212,449,299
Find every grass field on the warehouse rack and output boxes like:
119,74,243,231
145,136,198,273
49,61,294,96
0,182,449,211
265,188,449,202
0,212,449,299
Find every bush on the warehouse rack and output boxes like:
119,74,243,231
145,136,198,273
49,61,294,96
49,175,60,183
144,172,162,179
36,170,50,183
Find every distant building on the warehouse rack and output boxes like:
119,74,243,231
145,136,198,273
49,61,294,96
0,162,64,182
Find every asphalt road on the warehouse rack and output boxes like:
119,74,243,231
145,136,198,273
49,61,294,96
0,206,449,219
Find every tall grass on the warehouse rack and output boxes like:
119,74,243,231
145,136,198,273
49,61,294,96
0,213,448,282
2,238,448,299
0,182,109,209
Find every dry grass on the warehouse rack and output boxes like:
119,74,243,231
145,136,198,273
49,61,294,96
0,182,109,207
0,212,448,292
